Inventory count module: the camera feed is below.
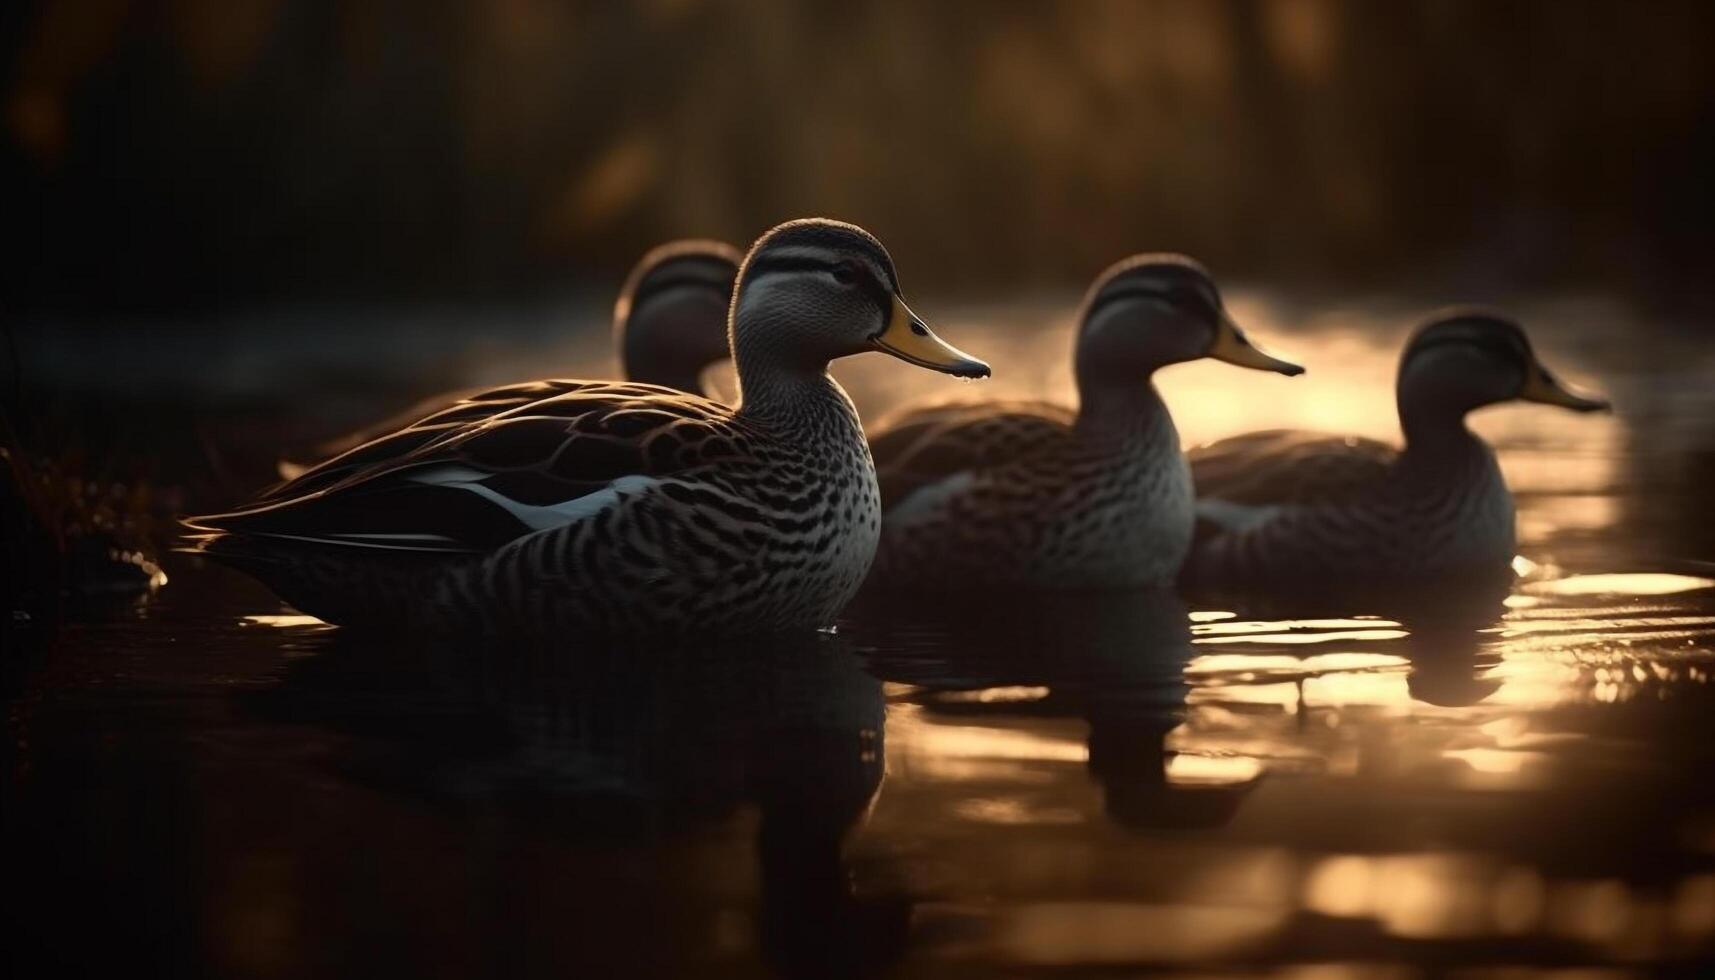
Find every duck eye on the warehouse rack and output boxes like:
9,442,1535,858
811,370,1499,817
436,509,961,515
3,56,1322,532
831,263,858,287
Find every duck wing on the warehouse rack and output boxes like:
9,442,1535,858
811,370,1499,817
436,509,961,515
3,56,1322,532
869,399,1077,509
192,382,756,554
261,379,676,501
1188,429,1397,507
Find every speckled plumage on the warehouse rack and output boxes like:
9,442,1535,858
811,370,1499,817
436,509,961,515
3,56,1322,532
1187,432,1516,588
191,219,987,634
1186,310,1608,591
872,388,1194,588
869,254,1300,590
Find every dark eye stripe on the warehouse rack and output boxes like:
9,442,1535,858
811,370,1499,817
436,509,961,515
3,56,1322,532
743,255,895,325
743,255,840,282
629,274,735,310
1086,284,1218,324
1405,331,1528,367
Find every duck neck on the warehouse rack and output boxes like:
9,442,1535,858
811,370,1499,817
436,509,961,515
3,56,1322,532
1400,398,1480,453
1399,406,1491,481
733,345,859,445
1074,379,1175,455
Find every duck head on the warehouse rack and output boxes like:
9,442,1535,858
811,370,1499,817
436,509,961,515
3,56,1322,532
1073,254,1303,390
732,219,990,379
614,240,741,394
1397,310,1609,434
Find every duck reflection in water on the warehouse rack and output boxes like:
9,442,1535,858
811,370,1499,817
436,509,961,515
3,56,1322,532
240,628,904,979
1195,575,1513,715
1400,615,1505,708
852,588,1261,832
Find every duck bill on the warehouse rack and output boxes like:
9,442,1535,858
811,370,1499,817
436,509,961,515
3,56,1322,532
1521,365,1610,412
872,296,991,378
1208,313,1305,376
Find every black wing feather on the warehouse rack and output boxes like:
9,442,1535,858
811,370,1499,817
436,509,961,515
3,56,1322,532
193,383,755,553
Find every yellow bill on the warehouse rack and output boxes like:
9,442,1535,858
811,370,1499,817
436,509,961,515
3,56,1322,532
1520,364,1609,412
873,296,991,378
1208,313,1305,376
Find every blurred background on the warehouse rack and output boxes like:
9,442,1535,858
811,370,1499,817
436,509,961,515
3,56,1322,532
7,0,1714,315
4,0,1714,591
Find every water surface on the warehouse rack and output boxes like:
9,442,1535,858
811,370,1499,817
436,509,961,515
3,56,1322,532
8,296,1715,977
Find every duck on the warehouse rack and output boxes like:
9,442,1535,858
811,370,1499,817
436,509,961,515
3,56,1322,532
611,238,742,396
1184,309,1609,592
278,240,741,475
867,254,1302,590
188,219,990,634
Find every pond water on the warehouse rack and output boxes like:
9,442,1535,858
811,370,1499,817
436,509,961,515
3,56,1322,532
8,293,1715,977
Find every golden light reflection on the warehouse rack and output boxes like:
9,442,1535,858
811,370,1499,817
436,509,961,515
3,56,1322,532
1195,617,1402,635
1474,716,1591,754
1164,754,1265,786
1303,855,1373,918
1526,573,1715,597
886,706,1088,782
1478,715,1528,738
1189,652,1409,679
1302,671,1414,712
1481,657,1603,709
909,726,1087,763
1191,653,1302,675
1498,613,1715,636
938,686,1053,704
1303,854,1492,939
1279,652,1409,673
1194,618,1409,646
1187,681,1300,712
1443,747,1547,779
1195,629,1410,646
240,613,328,629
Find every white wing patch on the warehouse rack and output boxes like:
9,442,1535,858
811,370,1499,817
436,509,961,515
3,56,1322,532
408,465,661,533
1195,497,1282,534
884,471,975,529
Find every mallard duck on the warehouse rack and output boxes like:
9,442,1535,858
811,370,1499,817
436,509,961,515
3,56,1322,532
279,241,740,475
867,255,1302,589
1185,310,1609,591
189,219,990,633
612,239,741,395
